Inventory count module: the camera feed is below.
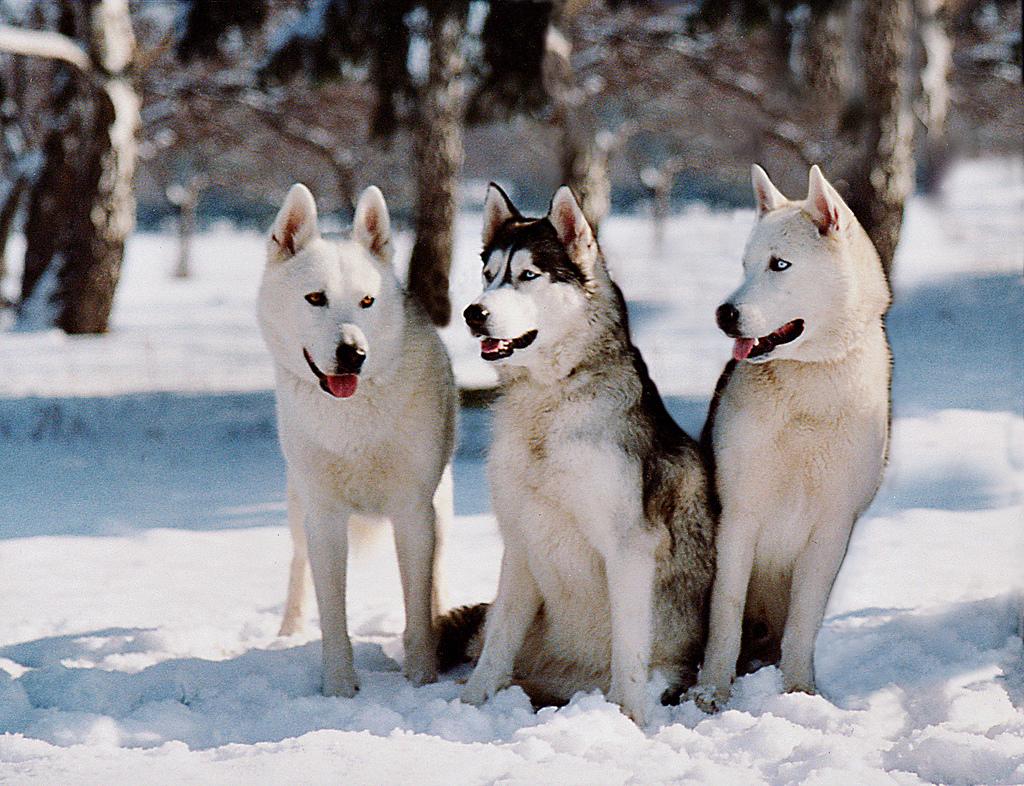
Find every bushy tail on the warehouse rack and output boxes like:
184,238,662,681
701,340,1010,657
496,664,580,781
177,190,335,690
436,602,488,673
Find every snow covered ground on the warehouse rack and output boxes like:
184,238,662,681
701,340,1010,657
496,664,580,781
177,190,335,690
0,158,1022,784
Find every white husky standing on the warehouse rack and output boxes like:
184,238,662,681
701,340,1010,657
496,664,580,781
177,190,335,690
258,184,456,696
696,165,891,709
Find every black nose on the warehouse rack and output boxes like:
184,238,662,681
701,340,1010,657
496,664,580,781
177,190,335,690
335,342,365,373
463,303,489,332
716,303,740,336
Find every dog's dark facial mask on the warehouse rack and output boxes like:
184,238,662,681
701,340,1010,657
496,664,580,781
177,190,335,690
482,220,588,289
466,184,591,362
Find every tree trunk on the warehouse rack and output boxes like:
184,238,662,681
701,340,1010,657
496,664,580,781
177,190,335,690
175,195,196,279
914,0,952,193
168,176,203,279
0,174,27,303
408,3,466,328
802,7,848,98
769,5,797,91
845,0,915,277
18,0,138,334
544,25,610,233
641,157,684,247
330,151,356,221
556,113,611,233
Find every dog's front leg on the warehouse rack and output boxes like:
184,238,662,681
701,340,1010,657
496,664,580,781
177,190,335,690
780,516,854,694
461,545,540,706
279,475,308,636
695,509,758,711
390,497,439,686
605,527,658,726
303,493,358,698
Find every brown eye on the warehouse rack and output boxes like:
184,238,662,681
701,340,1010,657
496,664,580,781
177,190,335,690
304,291,327,307
359,295,375,309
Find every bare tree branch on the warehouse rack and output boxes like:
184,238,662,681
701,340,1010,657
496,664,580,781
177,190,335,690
153,84,358,214
0,24,90,71
589,29,820,166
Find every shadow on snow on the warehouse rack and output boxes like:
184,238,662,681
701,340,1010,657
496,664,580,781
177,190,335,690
0,594,1018,750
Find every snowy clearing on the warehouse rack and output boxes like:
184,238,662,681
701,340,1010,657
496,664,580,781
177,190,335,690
1,158,1022,784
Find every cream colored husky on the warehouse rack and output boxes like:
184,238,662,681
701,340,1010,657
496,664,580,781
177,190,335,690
695,165,891,709
258,184,456,697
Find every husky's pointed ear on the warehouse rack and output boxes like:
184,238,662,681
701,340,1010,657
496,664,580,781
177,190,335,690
548,185,594,251
806,165,842,235
269,183,319,261
482,182,518,247
751,164,786,217
353,185,392,261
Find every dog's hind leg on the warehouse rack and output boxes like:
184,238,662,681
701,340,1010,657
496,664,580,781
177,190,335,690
391,495,440,686
431,464,454,616
279,476,309,636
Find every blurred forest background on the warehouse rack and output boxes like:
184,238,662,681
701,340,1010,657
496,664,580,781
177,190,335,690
0,0,1019,334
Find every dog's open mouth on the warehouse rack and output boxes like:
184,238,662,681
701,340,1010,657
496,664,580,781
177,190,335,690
303,348,359,398
478,330,538,361
733,319,804,361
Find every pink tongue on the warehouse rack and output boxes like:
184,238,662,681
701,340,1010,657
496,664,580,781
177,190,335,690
481,338,503,353
325,374,358,398
733,338,756,361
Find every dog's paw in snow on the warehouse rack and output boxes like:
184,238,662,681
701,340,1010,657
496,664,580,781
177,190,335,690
613,698,648,727
322,668,359,699
689,683,729,713
460,671,510,706
609,680,649,726
403,649,438,687
783,678,817,696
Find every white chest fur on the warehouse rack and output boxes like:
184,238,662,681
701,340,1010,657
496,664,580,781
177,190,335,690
715,329,890,549
487,391,641,662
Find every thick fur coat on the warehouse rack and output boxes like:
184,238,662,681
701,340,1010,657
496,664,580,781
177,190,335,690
258,184,456,697
453,185,716,725
696,165,892,709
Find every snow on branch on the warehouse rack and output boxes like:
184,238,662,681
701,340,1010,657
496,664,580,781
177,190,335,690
0,25,90,71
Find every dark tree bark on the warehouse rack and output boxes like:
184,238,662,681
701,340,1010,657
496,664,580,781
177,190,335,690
16,0,138,334
801,7,848,98
408,3,466,328
845,0,915,277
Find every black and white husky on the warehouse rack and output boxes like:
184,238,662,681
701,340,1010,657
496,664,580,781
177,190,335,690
446,185,716,725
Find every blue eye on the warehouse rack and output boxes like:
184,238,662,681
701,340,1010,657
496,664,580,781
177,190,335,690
519,269,540,281
769,257,792,272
